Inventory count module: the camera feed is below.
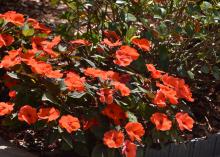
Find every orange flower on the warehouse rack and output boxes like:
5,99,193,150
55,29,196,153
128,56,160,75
59,115,80,133
101,38,122,47
175,112,194,131
122,140,137,157
0,11,24,26
156,83,178,105
0,34,14,47
0,102,14,116
9,90,16,98
41,36,61,58
150,113,172,131
27,18,51,34
112,81,130,96
26,59,63,78
102,103,127,125
38,107,60,122
153,90,166,108
146,64,162,79
0,49,22,69
131,38,151,51
125,122,145,142
103,130,124,148
162,74,194,102
84,68,119,81
97,88,114,104
114,46,139,67
70,39,91,46
64,72,85,92
18,105,38,125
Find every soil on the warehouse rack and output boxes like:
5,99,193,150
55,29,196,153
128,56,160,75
0,0,220,156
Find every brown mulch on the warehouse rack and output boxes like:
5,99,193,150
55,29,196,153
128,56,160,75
0,0,67,25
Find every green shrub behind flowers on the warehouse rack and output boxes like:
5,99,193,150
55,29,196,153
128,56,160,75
0,8,200,157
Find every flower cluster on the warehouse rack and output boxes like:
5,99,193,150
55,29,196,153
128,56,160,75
0,11,195,157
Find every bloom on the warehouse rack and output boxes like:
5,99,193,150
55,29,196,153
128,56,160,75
64,72,85,92
112,81,130,96
0,49,22,69
103,130,124,148
114,46,139,67
0,34,14,47
27,18,51,34
102,103,127,125
18,105,38,125
70,39,91,46
175,112,194,131
9,90,16,98
59,115,80,133
131,38,151,51
0,102,14,116
0,11,24,26
101,38,122,47
162,74,194,102
125,122,145,142
146,64,162,79
150,113,172,131
97,88,114,104
122,140,137,157
38,107,60,122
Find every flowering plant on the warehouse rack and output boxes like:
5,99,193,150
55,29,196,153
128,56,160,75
0,9,199,157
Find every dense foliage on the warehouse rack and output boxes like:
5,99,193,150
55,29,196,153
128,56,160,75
0,0,219,157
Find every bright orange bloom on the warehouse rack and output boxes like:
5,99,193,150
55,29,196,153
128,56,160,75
38,107,60,122
153,90,166,107
0,102,14,116
146,64,162,79
122,140,137,157
102,103,127,125
0,11,24,26
27,18,51,34
84,68,120,81
0,49,22,69
59,115,80,133
101,38,122,47
162,74,194,102
131,38,151,51
64,72,85,92
70,39,91,46
150,112,172,131
114,46,139,67
41,36,61,58
103,130,124,148
112,81,130,96
175,112,194,131
26,59,63,78
125,122,145,142
97,88,114,104
156,83,178,105
0,34,14,47
18,105,38,125
9,90,16,98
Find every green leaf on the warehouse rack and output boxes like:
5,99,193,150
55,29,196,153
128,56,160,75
158,45,169,71
42,92,60,105
127,111,138,122
7,72,19,79
125,13,137,22
187,70,195,79
68,92,86,99
22,24,35,37
213,66,220,80
126,26,137,43
61,132,73,149
201,65,209,74
200,1,213,11
91,144,107,157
